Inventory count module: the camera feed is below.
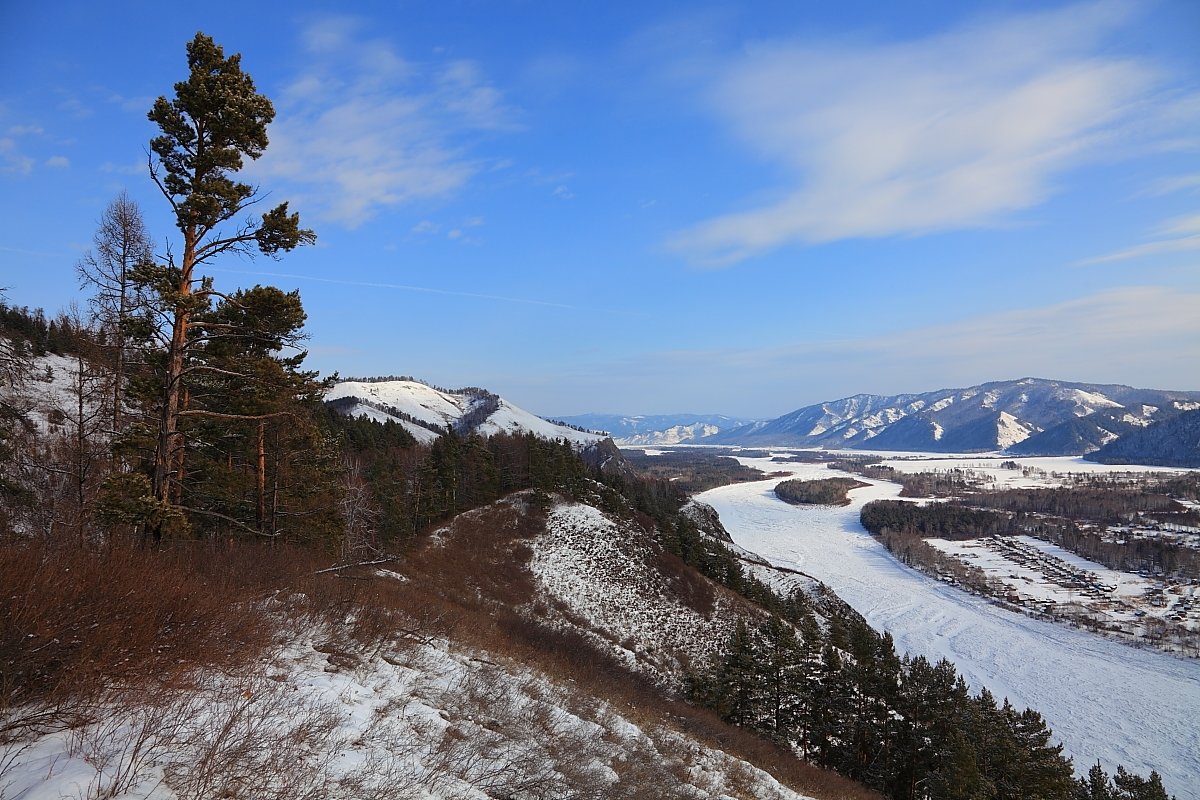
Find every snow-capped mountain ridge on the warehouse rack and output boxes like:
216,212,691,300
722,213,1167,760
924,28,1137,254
553,412,756,445
713,378,1200,454
326,379,604,445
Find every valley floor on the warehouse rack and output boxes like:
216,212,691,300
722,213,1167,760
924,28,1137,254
699,455,1200,800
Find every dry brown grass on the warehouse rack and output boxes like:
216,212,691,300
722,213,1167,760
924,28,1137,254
0,541,274,738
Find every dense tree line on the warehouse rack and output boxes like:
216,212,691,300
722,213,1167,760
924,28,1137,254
875,528,994,593
959,488,1185,524
1151,473,1200,501
336,415,594,546
895,469,990,498
688,596,1079,799
775,477,868,506
1076,763,1174,800
619,449,770,495
861,500,1014,540
0,304,99,360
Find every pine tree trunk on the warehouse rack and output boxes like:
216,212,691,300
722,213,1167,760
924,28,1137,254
152,235,195,540
256,420,266,532
76,353,87,545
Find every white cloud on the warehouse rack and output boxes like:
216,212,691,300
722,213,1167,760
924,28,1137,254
553,185,575,200
1077,211,1200,264
669,1,1173,264
1157,212,1200,237
253,17,518,228
0,138,33,175
1142,173,1200,197
100,159,144,175
45,155,69,168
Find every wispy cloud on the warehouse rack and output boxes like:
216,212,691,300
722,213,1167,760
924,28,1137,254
0,244,63,258
1077,211,1200,264
0,138,33,175
253,16,519,228
99,159,143,176
207,267,639,317
1142,173,1200,197
558,286,1200,414
669,1,1177,264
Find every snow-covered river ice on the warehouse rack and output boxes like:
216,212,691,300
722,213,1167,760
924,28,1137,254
698,454,1200,800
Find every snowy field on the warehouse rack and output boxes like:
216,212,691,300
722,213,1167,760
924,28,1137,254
699,454,1200,800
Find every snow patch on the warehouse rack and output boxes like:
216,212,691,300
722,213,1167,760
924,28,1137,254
996,411,1034,448
928,396,955,412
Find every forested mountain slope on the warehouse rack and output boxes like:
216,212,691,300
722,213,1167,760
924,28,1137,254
1085,409,1200,467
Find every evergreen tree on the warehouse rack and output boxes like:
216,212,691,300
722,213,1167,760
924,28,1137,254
143,32,314,535
176,286,339,540
1077,762,1115,800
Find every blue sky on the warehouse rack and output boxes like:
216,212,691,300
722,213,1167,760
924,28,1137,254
1,0,1198,418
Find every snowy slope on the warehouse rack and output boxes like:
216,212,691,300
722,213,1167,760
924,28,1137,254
1,349,99,436
0,620,821,800
475,399,597,442
326,379,603,445
530,502,753,684
700,455,1200,800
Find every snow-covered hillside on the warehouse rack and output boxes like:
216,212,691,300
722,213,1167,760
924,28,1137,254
1,349,98,436
531,502,751,683
0,617,821,800
700,455,1200,800
326,379,603,446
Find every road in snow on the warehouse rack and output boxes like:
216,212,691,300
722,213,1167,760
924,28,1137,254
699,456,1200,800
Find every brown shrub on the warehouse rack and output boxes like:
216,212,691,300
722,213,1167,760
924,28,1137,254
0,541,275,736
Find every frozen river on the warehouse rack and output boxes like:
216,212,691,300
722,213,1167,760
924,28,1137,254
699,455,1200,800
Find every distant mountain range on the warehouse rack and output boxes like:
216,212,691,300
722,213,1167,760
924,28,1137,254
707,378,1200,456
326,377,1200,465
552,413,755,445
1085,409,1200,467
326,379,604,446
